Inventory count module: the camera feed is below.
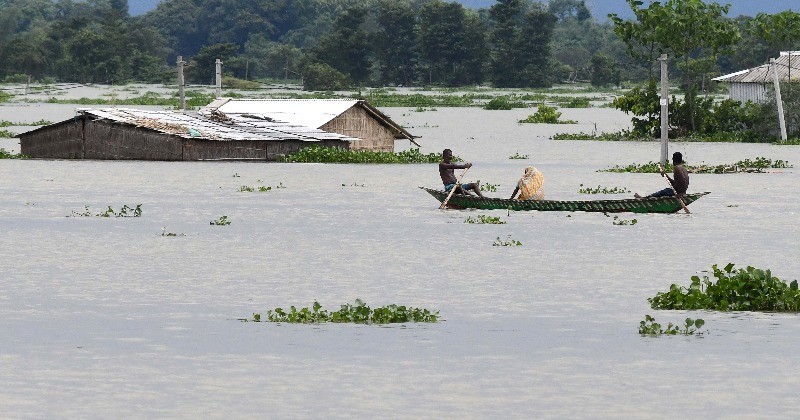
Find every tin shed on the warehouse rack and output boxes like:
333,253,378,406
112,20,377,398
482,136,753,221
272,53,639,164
19,108,357,161
713,51,800,104
202,98,419,151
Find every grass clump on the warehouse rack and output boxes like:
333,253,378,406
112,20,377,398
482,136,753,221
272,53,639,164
649,263,800,311
280,146,447,164
248,299,439,324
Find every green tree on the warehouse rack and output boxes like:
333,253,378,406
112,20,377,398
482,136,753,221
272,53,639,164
303,62,351,91
489,1,555,88
417,1,486,86
186,43,239,84
311,5,371,85
590,53,620,87
373,0,418,86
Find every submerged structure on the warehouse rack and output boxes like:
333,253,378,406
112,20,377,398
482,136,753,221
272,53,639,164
19,99,417,161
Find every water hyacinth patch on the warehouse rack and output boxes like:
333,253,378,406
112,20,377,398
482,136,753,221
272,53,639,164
493,235,521,246
518,105,577,124
247,299,439,324
649,263,800,312
70,204,142,217
279,146,448,164
600,158,791,174
578,184,630,194
509,152,529,159
639,315,705,336
210,215,231,226
465,215,506,224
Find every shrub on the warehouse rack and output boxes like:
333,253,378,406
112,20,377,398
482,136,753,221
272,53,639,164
303,63,351,91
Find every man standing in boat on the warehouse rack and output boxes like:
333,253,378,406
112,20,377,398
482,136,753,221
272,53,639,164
439,149,484,197
635,152,689,198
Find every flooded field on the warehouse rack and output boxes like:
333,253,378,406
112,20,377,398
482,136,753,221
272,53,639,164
2,89,800,418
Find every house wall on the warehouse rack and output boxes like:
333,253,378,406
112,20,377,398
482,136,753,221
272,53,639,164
84,120,184,160
19,118,84,158
729,82,768,104
21,118,350,161
321,105,395,151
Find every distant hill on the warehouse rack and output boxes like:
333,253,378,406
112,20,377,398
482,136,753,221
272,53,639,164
130,0,800,19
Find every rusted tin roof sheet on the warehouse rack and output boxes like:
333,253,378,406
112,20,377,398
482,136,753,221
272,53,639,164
77,107,359,142
714,53,800,83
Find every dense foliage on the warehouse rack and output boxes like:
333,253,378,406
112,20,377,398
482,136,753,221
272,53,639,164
649,264,800,312
0,0,792,90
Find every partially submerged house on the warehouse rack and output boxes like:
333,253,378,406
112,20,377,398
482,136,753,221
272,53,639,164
19,99,417,161
713,51,800,104
203,98,418,151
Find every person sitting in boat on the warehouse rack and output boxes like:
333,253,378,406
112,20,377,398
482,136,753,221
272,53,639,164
439,148,484,197
635,152,689,199
510,165,544,200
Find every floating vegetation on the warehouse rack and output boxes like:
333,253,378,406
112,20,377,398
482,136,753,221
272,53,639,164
361,92,476,107
413,106,437,112
342,182,366,187
649,263,800,312
611,215,637,225
509,152,529,159
639,315,705,336
0,119,51,127
552,131,632,141
518,105,576,124
0,148,27,159
279,146,448,164
0,130,13,138
555,97,591,108
210,215,231,226
579,184,630,194
483,96,527,110
480,182,498,192
247,299,439,324
465,215,506,224
493,234,521,246
160,228,186,237
71,204,142,217
232,173,240,177
599,157,792,174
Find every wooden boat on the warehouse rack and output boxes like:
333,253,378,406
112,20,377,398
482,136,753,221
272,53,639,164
420,187,709,213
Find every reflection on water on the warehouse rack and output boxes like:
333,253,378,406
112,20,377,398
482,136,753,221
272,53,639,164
1,105,800,417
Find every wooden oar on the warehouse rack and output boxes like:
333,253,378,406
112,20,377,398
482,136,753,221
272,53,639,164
439,166,470,209
658,163,690,214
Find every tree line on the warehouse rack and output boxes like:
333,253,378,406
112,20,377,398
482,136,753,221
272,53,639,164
0,0,797,92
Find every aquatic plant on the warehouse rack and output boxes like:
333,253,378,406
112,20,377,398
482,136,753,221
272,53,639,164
465,215,506,224
639,315,705,336
279,146,449,164
649,263,800,312
248,299,439,324
599,158,792,174
493,235,521,246
71,204,141,217
160,228,186,236
552,131,632,141
611,215,637,225
484,96,527,110
480,182,498,192
578,184,630,194
518,105,577,124
210,215,231,226
0,148,27,159
0,130,13,138
509,152,529,159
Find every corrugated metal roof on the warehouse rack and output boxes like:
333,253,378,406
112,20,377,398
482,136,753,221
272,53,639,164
77,108,359,142
206,99,360,128
713,53,800,83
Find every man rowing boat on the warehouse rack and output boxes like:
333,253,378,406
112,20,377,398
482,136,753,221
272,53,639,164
439,149,484,197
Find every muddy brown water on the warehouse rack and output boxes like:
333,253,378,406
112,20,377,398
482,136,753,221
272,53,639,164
2,93,800,417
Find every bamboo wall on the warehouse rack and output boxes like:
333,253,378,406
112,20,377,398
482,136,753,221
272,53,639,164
20,118,350,161
321,105,395,151
19,118,85,158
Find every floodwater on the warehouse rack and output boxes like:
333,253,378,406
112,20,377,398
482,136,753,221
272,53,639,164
2,92,800,418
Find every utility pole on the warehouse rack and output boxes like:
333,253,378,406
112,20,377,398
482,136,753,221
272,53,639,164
177,56,186,111
659,54,669,165
771,58,788,142
215,58,222,98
